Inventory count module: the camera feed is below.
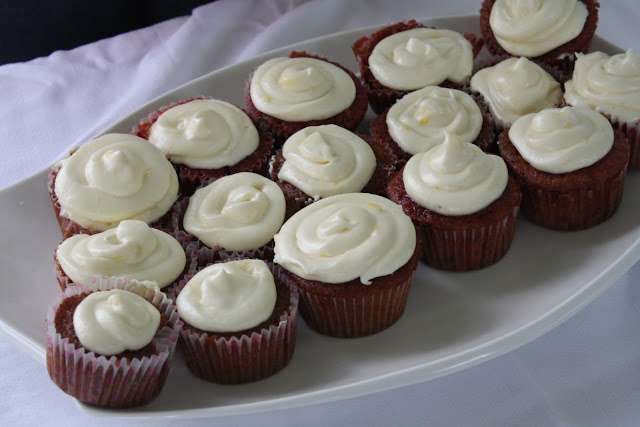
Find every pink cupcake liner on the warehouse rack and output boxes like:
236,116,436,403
46,277,182,408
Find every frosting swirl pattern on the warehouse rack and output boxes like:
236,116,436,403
470,57,561,125
74,289,160,355
148,99,259,169
386,86,483,155
274,193,416,285
403,132,508,216
250,57,356,121
57,220,186,289
368,28,473,90
508,107,614,173
54,133,179,231
278,125,376,199
183,172,286,251
176,259,277,332
564,49,640,123
489,0,588,57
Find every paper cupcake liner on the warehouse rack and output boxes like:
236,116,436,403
608,116,640,169
168,263,299,384
46,277,182,408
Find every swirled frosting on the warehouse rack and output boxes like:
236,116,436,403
57,220,186,289
403,132,508,216
250,56,355,122
54,133,179,231
73,289,160,355
564,50,640,123
368,28,473,90
148,99,259,169
470,57,562,125
386,86,483,155
508,106,614,173
489,0,588,57
183,172,285,251
278,125,376,199
176,259,277,332
274,193,416,285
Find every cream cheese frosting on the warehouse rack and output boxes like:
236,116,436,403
54,133,179,231
564,49,640,123
368,28,473,90
183,172,286,251
73,289,160,355
148,99,259,169
403,132,508,216
250,56,356,122
386,86,483,155
489,0,588,57
274,193,416,285
56,220,186,289
508,106,614,173
278,125,376,199
470,57,562,125
176,259,277,333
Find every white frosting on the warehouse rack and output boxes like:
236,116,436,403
250,57,356,121
148,99,259,169
176,259,277,333
278,125,376,199
274,193,416,285
54,133,179,231
508,107,614,173
183,172,285,251
489,0,588,57
564,50,640,123
403,132,508,216
73,289,160,355
368,28,473,90
470,57,562,125
386,86,483,155
56,220,186,289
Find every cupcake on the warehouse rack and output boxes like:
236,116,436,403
470,57,563,131
498,107,629,230
274,193,420,338
563,49,640,167
133,98,275,195
268,124,396,214
46,277,182,408
168,259,298,384
54,219,188,291
480,0,599,64
49,133,179,240
245,51,368,144
371,86,496,169
352,20,483,114
387,132,521,271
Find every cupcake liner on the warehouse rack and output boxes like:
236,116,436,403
608,116,640,169
46,277,182,408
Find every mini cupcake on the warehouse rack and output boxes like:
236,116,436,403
480,0,599,65
168,259,298,384
54,219,188,291
274,193,420,338
470,57,563,131
245,51,368,144
49,133,179,240
352,20,483,114
46,277,182,408
498,107,629,230
268,124,396,214
387,132,521,271
564,49,640,168
133,98,275,195
371,86,495,169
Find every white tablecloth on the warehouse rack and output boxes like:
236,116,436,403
1,1,639,425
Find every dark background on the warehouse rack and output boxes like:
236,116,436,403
0,0,212,64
